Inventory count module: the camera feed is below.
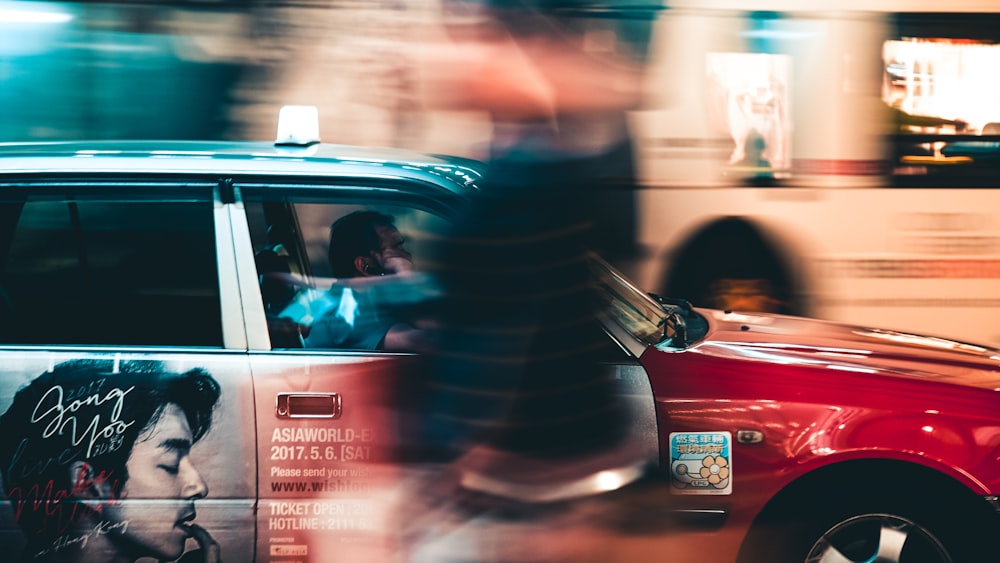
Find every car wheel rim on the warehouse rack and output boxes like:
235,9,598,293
805,513,952,563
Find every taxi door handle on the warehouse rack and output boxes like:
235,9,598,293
276,392,342,419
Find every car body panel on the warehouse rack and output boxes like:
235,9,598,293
639,308,1000,560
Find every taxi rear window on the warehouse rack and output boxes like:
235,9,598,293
0,189,221,346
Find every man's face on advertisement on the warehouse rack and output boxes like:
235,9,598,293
104,403,208,561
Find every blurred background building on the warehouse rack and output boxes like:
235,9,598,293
7,0,1000,347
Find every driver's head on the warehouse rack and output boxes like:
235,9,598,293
328,210,412,277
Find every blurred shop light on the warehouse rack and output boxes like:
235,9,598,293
0,4,73,25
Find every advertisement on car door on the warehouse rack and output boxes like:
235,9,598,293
252,355,421,562
0,353,255,563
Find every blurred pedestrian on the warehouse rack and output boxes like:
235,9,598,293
404,1,662,560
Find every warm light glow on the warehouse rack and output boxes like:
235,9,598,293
855,328,987,353
594,470,628,492
884,39,1000,132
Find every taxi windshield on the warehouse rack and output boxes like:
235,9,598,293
590,255,679,348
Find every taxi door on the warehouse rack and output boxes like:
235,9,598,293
232,185,430,562
0,183,256,562
249,353,421,561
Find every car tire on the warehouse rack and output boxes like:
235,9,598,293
742,483,996,563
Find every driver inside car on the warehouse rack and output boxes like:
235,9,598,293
280,210,436,352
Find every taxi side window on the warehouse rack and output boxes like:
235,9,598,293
0,192,221,346
244,192,444,351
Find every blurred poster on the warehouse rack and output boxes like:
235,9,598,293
251,355,421,562
707,52,793,173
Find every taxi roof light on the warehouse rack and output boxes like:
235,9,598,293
275,105,320,146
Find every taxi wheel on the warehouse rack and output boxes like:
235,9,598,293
741,483,996,563
803,512,951,563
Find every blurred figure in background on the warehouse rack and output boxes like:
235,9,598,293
404,1,662,560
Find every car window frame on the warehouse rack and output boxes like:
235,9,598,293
230,179,462,353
